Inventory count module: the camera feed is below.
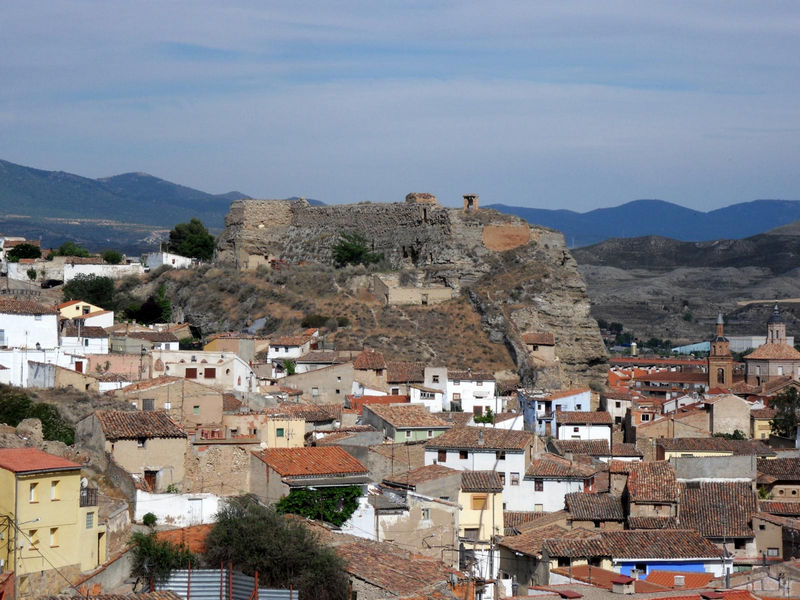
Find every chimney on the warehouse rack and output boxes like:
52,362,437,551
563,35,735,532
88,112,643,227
478,429,485,446
674,575,685,587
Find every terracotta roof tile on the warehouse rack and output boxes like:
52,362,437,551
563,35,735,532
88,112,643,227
541,388,591,401
522,332,555,345
347,394,409,414
383,464,458,489
498,524,569,556
437,412,473,426
424,426,533,451
262,403,339,422
645,571,715,589
757,457,800,481
95,410,187,440
126,331,179,343
0,297,57,315
751,408,776,419
609,459,636,474
222,393,243,412
551,439,609,457
627,516,679,529
0,448,81,473
115,375,182,392
461,470,503,492
156,524,213,554
601,529,723,559
353,349,386,370
252,446,368,477
542,531,608,557
386,360,424,383
270,334,313,347
295,350,342,364
61,325,109,338
612,443,641,457
364,404,451,429
448,370,495,382
526,454,597,479
504,511,551,530
627,461,678,504
678,481,756,537
759,500,800,516
746,343,800,360
550,565,667,593
565,493,624,521
658,438,776,456
557,411,612,425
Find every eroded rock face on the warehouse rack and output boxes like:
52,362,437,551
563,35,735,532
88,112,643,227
216,199,608,387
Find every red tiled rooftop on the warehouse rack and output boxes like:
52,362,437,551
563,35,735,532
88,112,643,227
0,448,81,473
252,446,368,477
644,570,714,589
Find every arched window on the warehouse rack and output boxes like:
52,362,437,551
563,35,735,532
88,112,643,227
717,368,725,384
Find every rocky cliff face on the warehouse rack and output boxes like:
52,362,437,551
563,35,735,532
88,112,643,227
217,197,608,387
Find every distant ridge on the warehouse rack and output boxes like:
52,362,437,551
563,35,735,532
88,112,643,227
487,199,800,246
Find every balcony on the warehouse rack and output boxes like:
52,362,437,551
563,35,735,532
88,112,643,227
80,488,98,507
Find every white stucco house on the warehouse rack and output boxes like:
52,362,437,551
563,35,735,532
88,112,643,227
60,325,109,355
145,252,195,270
424,426,535,511
149,349,257,393
445,370,498,415
0,297,59,350
522,454,598,512
266,330,319,362
555,411,613,443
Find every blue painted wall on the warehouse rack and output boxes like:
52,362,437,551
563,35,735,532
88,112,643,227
618,560,710,576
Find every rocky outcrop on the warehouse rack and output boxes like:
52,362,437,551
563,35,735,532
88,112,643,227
217,198,608,387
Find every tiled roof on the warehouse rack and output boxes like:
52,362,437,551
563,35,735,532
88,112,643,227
0,448,81,473
461,470,503,492
498,524,569,556
335,538,461,596
557,411,612,425
759,500,800,516
252,446,368,477
437,412,474,426
542,387,591,401
551,439,610,457
746,343,800,360
61,325,109,338
222,393,243,412
126,331,179,342
448,370,495,382
565,493,624,521
353,349,386,370
751,408,776,419
627,461,678,504
609,459,636,474
542,531,608,558
386,360,424,383
657,437,776,456
262,403,339,422
638,372,710,384
522,332,555,345
627,516,679,530
364,404,451,429
550,565,667,593
72,310,112,320
601,529,723,559
294,350,341,364
0,297,57,315
645,571,714,589
157,524,213,554
95,410,186,440
504,511,551,531
678,481,756,537
526,454,597,479
612,443,641,457
383,464,458,489
347,394,409,414
757,457,800,481
270,334,313,347
424,426,532,451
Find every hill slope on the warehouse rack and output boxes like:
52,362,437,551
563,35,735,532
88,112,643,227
488,199,800,247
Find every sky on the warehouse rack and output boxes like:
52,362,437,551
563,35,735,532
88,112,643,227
2,2,800,212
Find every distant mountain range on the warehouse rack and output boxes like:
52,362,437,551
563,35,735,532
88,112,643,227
487,199,800,247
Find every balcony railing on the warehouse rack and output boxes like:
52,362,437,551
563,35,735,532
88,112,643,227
80,488,98,507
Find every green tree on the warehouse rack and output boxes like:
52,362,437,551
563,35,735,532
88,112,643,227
331,232,383,267
62,274,115,309
205,495,348,600
57,241,91,258
26,268,37,281
0,386,74,445
283,359,296,376
6,243,41,262
713,429,748,440
127,285,171,324
167,218,215,261
276,486,361,527
771,387,800,438
129,531,197,589
101,249,123,264
474,408,495,424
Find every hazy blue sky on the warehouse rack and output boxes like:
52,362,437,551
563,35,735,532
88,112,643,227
3,2,799,211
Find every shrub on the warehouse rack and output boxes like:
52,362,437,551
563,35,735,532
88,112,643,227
56,241,90,257
7,243,41,262
101,249,123,264
332,232,383,267
142,512,158,527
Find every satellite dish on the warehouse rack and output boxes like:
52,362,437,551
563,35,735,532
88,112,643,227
81,477,88,488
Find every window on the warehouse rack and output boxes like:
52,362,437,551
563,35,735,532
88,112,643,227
50,480,59,501
534,503,543,512
474,406,483,417
376,369,383,376
463,528,480,541
432,375,440,384
29,483,38,503
576,404,582,410
142,398,155,411
496,451,506,460
476,381,483,386
312,387,319,397
276,428,285,438
84,338,89,346
453,380,460,386
735,539,746,550
204,368,216,379
335,389,340,394
405,430,412,439
35,314,42,321
534,479,543,492
185,367,197,379
615,401,621,408
193,405,200,415
471,495,487,510
768,548,779,557
573,426,579,432
459,450,468,460
452,393,461,400
511,472,521,486
29,529,39,548
49,527,59,547
421,508,430,521
86,512,94,529
641,414,650,422
137,437,146,448
391,388,400,395
0,329,5,345
337,376,342,382
499,472,506,485
438,450,447,463
427,430,433,438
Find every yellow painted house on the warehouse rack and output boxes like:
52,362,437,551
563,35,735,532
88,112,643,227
0,448,106,598
457,471,503,581
57,300,104,319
